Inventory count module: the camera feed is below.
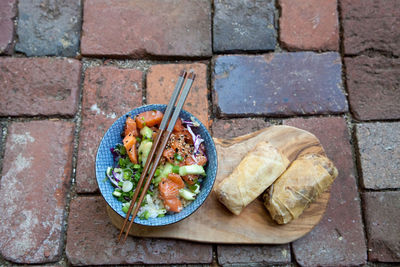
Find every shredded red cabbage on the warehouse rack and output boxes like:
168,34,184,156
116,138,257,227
110,148,119,160
185,121,204,159
107,172,121,188
112,170,122,182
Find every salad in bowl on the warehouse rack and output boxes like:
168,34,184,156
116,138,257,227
96,104,217,226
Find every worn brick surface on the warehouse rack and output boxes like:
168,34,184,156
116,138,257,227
213,0,276,52
76,66,143,193
66,196,213,265
0,121,74,263
363,192,400,262
279,0,339,51
212,118,270,139
217,244,290,266
341,0,400,56
146,63,209,127
345,56,400,120
356,122,400,189
284,117,367,266
0,58,81,116
15,0,81,57
81,0,211,58
0,0,16,54
213,53,347,117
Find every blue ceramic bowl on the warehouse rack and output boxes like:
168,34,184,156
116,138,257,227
95,104,218,226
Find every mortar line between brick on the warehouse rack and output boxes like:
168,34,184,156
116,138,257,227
206,59,213,129
338,3,374,261
211,0,215,54
289,242,297,265
343,49,399,59
0,115,76,121
0,122,9,181
274,0,283,52
212,244,219,266
81,54,213,62
142,68,148,105
351,126,372,262
0,120,10,266
337,0,351,102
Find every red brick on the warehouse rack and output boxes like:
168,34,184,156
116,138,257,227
76,66,143,193
363,192,400,262
284,117,367,266
345,56,400,120
81,0,211,58
341,0,400,56
66,196,213,265
217,244,290,265
211,118,270,139
0,120,74,263
0,0,16,54
147,63,210,127
279,0,339,51
0,58,81,116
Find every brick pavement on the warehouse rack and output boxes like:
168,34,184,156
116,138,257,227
0,0,399,266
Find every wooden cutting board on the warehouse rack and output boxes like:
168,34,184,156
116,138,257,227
107,125,331,244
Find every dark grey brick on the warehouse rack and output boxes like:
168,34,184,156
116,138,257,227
217,244,290,266
341,0,400,56
15,0,81,57
363,191,400,262
345,56,400,120
356,122,400,189
213,53,347,117
213,0,276,52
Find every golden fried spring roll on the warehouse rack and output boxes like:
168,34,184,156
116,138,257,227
215,141,290,215
264,153,338,224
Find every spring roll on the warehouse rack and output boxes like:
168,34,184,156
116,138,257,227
264,153,338,224
215,141,290,215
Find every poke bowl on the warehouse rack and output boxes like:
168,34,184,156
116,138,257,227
95,104,218,226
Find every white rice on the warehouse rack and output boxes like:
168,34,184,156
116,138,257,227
136,186,195,218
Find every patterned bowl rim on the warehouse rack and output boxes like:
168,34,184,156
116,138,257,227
95,104,218,226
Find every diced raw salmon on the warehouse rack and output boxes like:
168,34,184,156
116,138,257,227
123,132,136,151
127,146,137,164
163,148,175,164
124,117,138,137
167,173,185,189
135,110,164,129
163,198,183,212
159,178,179,199
182,174,198,185
185,155,207,166
173,118,185,132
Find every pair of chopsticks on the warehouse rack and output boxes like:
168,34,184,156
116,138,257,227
118,70,195,242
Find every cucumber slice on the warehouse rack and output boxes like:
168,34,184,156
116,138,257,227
179,165,205,176
138,141,153,167
179,188,196,201
140,126,153,140
122,181,133,192
112,190,122,197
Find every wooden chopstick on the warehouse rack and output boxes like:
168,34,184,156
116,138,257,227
120,72,196,242
117,70,187,242
118,70,191,241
